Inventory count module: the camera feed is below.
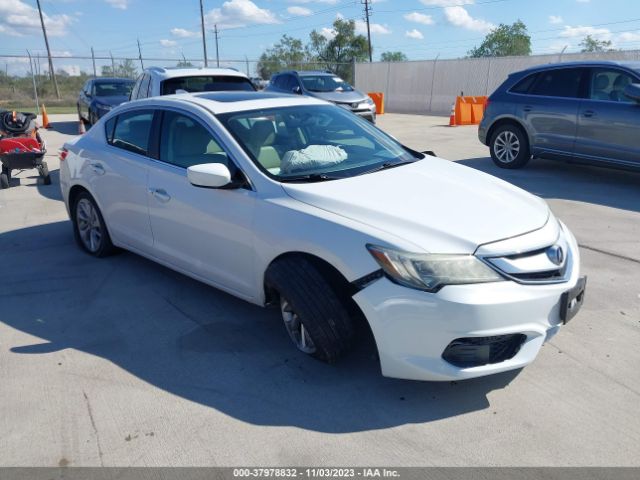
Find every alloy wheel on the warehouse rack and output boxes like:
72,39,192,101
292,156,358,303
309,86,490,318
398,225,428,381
494,130,521,164
280,297,316,354
76,198,103,253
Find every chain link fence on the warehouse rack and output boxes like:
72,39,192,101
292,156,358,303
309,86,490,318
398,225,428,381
354,49,640,115
0,54,354,112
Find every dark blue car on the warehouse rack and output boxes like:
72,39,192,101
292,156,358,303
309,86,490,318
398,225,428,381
77,78,135,126
479,61,640,171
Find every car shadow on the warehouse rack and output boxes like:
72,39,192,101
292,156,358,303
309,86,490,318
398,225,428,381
47,121,81,135
30,168,62,201
1,221,519,433
457,157,640,213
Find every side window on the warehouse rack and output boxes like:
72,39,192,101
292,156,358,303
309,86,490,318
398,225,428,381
510,73,538,94
283,75,298,92
273,75,284,89
159,111,228,169
83,81,91,95
137,74,151,99
109,110,154,156
529,68,583,98
589,68,636,103
104,116,117,142
130,74,143,99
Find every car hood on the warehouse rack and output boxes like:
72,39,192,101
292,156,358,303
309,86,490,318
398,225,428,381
309,90,367,104
94,95,129,106
281,157,550,254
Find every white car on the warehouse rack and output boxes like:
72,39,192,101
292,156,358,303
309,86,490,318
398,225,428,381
130,66,255,101
59,92,586,381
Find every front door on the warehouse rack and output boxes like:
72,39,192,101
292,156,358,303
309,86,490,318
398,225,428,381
146,109,257,298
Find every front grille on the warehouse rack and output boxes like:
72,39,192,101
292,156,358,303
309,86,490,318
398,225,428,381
442,334,527,368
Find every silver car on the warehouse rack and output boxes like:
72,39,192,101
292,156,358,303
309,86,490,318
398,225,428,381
479,61,640,170
265,70,376,123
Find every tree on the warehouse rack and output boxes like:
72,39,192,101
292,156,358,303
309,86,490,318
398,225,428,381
580,35,614,53
468,20,531,58
308,19,369,81
101,59,138,78
176,60,195,67
257,35,308,80
380,51,408,62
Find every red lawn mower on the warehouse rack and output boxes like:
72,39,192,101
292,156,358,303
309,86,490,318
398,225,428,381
0,110,50,189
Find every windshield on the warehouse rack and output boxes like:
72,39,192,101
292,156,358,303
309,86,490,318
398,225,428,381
300,75,354,92
94,82,133,97
217,105,419,181
161,76,255,95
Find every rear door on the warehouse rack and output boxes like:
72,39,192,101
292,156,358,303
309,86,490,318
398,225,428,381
89,109,156,251
573,67,640,167
514,67,585,158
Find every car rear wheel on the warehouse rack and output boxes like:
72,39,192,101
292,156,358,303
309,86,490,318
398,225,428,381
0,172,9,189
266,257,355,363
72,192,115,257
490,124,530,169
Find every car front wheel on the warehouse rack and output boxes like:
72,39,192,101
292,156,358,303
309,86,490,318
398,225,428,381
490,124,530,169
72,192,115,257
266,257,355,363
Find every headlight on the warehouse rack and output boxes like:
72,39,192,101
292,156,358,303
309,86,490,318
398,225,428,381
94,103,111,111
367,244,504,292
364,97,375,106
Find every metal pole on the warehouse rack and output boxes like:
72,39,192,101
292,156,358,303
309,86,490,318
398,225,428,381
362,0,372,62
110,51,116,75
137,38,144,70
35,0,60,99
91,47,97,78
559,45,568,62
27,51,40,115
245,55,249,76
484,57,491,95
214,24,220,67
200,0,208,67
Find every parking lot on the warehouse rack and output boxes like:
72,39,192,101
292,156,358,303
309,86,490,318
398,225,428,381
1,113,639,466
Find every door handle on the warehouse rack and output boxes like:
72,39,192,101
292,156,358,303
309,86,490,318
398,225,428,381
148,188,171,203
90,163,105,175
523,106,533,112
583,110,596,118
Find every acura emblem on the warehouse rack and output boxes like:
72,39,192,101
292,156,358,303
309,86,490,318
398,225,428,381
546,245,564,266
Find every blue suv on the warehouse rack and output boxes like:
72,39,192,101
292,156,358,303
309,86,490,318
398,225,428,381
479,61,640,170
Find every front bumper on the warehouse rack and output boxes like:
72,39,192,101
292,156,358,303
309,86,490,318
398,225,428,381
354,109,376,123
353,231,582,381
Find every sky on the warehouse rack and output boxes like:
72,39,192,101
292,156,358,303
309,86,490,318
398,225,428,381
1,0,640,76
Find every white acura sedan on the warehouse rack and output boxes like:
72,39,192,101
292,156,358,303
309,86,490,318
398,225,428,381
60,91,586,381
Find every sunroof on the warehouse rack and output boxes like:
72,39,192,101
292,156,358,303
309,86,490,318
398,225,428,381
193,92,291,103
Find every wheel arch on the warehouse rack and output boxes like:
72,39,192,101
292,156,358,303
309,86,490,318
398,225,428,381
486,116,530,152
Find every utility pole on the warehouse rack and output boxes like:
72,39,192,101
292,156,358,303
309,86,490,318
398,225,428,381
91,47,97,78
137,38,144,70
214,24,220,67
199,0,208,66
245,55,249,76
361,0,372,62
35,0,60,99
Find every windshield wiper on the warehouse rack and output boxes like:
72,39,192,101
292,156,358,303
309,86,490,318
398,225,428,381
279,173,340,183
355,160,416,177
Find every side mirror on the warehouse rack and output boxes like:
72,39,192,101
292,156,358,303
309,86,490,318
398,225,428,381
292,86,302,95
187,163,231,188
421,150,436,157
623,83,640,103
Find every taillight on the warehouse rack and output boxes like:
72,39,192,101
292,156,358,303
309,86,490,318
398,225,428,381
59,148,68,161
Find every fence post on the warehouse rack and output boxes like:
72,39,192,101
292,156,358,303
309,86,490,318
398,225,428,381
428,53,439,114
384,61,391,110
351,57,356,86
484,57,492,95
26,50,40,115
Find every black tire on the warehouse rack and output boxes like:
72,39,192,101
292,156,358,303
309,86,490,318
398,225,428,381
71,191,115,257
88,111,97,127
266,257,355,363
489,124,531,169
0,172,8,189
39,162,51,185
77,104,83,123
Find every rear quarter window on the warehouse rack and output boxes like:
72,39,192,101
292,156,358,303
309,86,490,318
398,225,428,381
509,73,538,94
528,68,583,98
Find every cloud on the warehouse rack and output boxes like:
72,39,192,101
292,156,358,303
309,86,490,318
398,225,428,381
559,25,612,40
105,0,127,10
549,15,563,25
443,6,493,33
286,6,312,16
288,0,339,4
404,12,434,26
58,64,81,76
576,0,589,3
420,0,473,5
160,39,177,47
320,27,336,40
0,0,73,37
617,31,640,43
205,0,279,28
355,20,391,35
171,27,198,38
405,29,424,40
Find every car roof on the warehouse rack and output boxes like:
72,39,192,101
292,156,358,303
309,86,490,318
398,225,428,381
144,66,249,79
277,70,335,77
129,91,329,114
93,77,134,83
519,60,640,74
